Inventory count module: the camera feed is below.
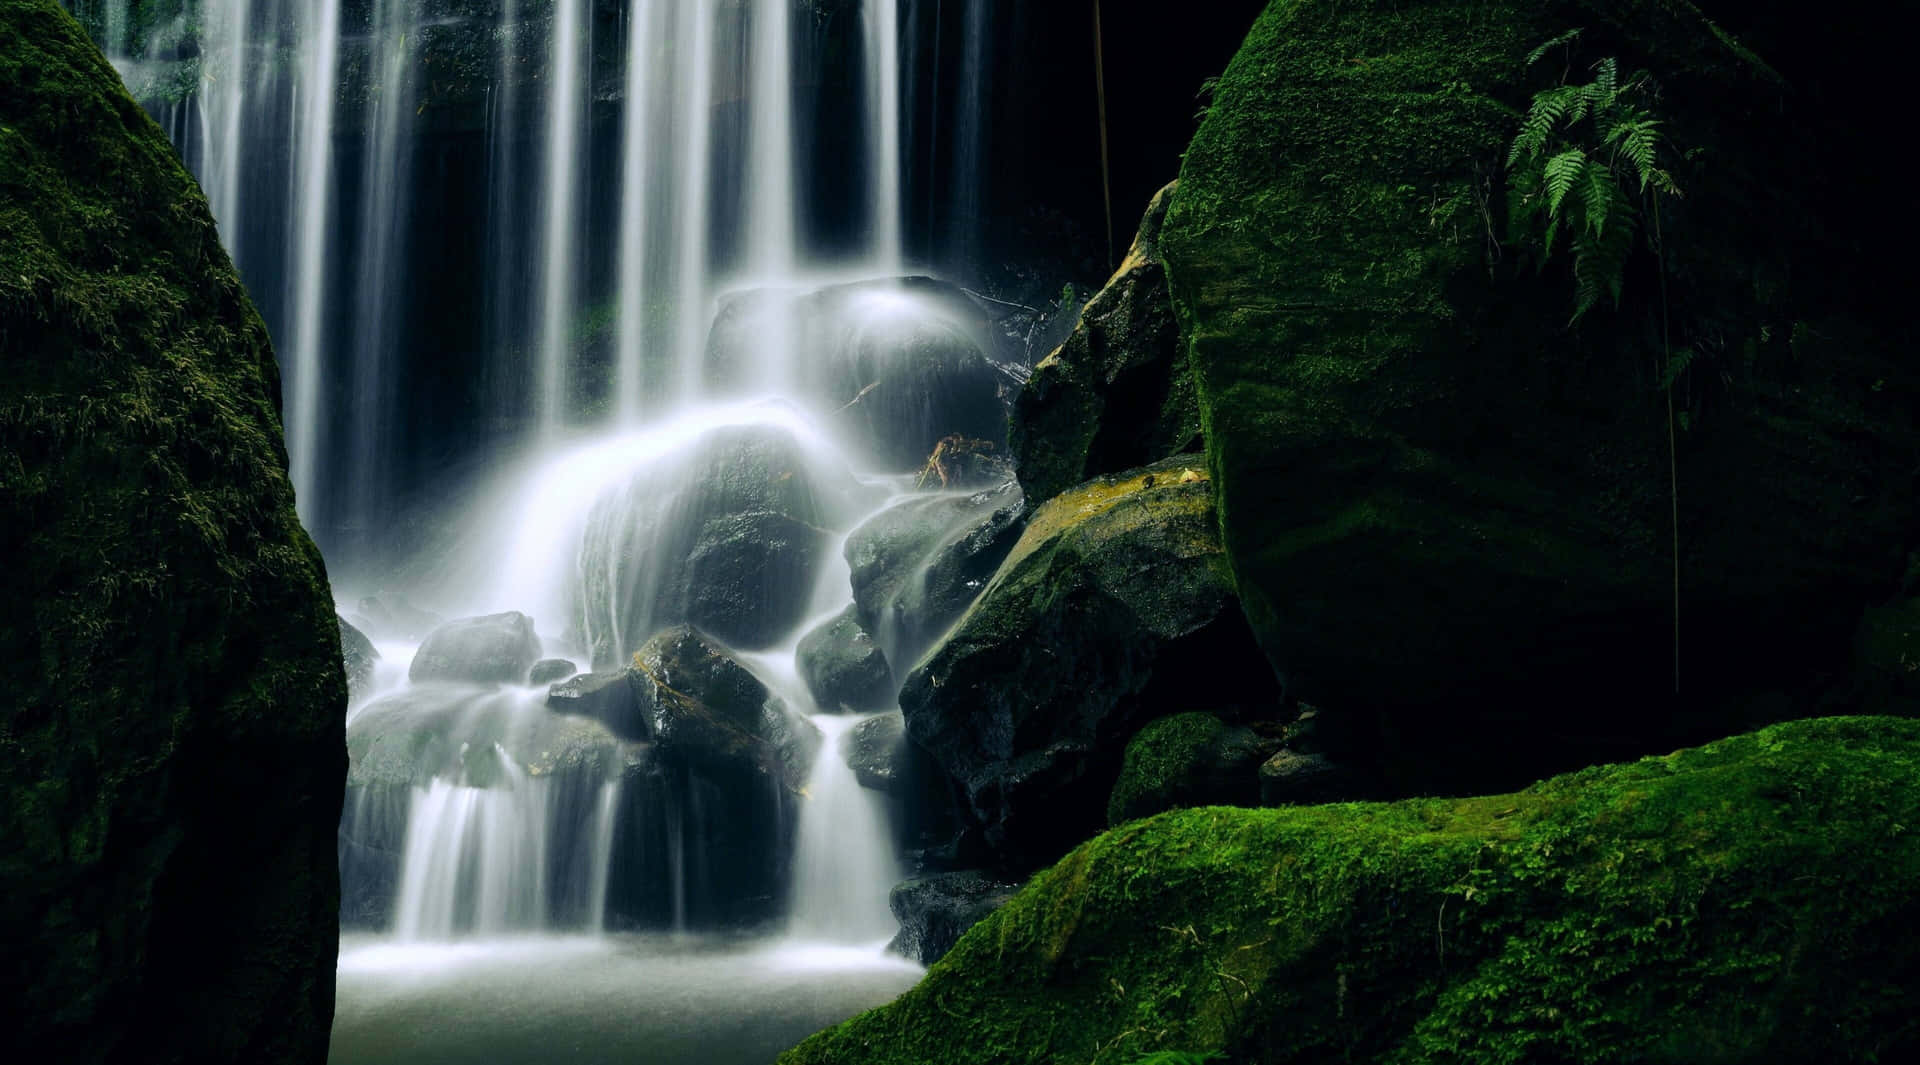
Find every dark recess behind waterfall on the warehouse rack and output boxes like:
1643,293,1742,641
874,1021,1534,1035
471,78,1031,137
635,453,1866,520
176,0,1268,572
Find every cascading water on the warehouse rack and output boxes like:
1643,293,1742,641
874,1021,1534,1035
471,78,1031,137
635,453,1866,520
75,1,1014,1058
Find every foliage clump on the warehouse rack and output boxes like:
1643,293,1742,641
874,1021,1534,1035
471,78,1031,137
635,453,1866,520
781,717,1920,1065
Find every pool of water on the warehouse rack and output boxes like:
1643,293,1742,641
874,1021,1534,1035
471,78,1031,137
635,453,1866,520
330,934,923,1065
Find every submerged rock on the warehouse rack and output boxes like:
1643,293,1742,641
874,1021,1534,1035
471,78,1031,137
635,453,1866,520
408,611,542,686
901,456,1280,867
785,717,1920,1065
1105,712,1279,825
1011,182,1200,506
1,6,343,1058
1159,0,1920,791
340,615,381,702
797,607,895,713
705,277,1017,469
846,480,1027,675
886,871,1021,967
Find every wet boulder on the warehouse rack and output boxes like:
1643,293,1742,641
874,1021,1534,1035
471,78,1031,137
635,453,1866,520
1,8,343,1059
886,872,1021,966
900,456,1281,868
846,711,910,794
529,658,577,686
349,685,632,790
1011,182,1201,506
408,611,542,686
1106,713,1280,826
578,422,878,662
797,607,895,713
846,480,1027,675
705,277,1017,469
340,615,381,702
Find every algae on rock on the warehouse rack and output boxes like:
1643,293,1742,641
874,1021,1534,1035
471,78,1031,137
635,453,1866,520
1,1,346,1060
783,716,1920,1065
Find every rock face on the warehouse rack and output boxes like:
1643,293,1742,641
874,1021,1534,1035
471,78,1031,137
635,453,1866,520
1011,182,1200,505
797,607,895,713
1105,713,1279,825
0,4,345,1061
407,611,542,686
340,616,381,701
784,716,1920,1065
577,423,875,661
704,277,1017,469
846,480,1027,676
886,872,1021,966
900,456,1280,867
1159,0,1920,791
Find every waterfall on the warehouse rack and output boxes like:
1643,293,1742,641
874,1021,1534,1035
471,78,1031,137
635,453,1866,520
615,0,661,423
285,0,343,526
672,0,719,398
200,0,251,259
788,715,901,944
537,0,589,437
866,0,904,268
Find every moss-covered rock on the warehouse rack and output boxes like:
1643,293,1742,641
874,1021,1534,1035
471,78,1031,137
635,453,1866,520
784,716,1920,1065
900,455,1280,868
0,2,345,1060
1011,182,1201,505
1106,712,1277,826
1159,0,1920,789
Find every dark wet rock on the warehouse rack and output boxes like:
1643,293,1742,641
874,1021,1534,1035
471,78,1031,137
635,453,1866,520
705,277,1018,469
886,872,1021,966
846,480,1027,675
1257,750,1371,807
1106,713,1281,825
408,611,542,686
798,607,895,713
1011,182,1200,506
548,669,650,740
529,658,578,687
578,423,878,663
901,456,1280,868
846,711,910,794
1,8,343,1058
341,615,381,701
915,436,1019,492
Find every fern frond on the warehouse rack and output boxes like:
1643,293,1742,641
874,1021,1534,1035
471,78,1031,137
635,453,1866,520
1578,162,1618,235
1645,167,1682,197
1591,56,1618,101
1543,148,1587,218
1508,85,1581,166
1525,27,1584,68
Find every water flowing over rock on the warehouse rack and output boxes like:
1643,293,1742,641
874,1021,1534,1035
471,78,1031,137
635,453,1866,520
341,615,381,700
1,4,343,1057
408,611,543,686
846,480,1028,677
900,456,1280,868
845,711,910,794
529,658,578,686
1011,182,1201,506
797,607,895,714
705,278,1018,469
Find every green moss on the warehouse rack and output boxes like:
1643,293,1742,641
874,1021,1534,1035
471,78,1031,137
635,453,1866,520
1106,713,1232,826
782,717,1920,1065
1,2,345,1061
1158,0,1918,774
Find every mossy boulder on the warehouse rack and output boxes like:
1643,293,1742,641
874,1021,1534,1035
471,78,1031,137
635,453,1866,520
1011,181,1201,505
1160,0,1920,790
1106,712,1278,825
784,716,1920,1065
899,455,1280,868
1,2,345,1059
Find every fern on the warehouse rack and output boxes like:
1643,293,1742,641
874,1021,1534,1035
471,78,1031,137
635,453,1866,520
1507,42,1685,321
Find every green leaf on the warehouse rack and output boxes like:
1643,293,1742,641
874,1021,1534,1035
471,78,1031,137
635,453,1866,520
1525,26,1585,68
1544,148,1587,218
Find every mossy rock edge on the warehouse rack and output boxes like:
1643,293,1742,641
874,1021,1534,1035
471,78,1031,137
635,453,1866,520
1,2,347,1061
783,715,1920,1065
